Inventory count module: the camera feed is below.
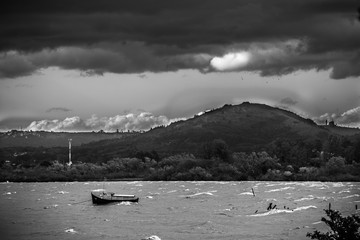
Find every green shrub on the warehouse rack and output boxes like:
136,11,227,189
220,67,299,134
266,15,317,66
307,208,360,240
326,157,346,175
202,139,232,162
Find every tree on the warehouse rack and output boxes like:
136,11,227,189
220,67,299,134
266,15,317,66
307,208,360,240
323,135,343,158
352,136,360,163
202,139,232,162
326,157,345,175
39,160,52,168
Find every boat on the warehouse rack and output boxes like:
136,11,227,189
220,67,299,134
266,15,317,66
91,191,139,204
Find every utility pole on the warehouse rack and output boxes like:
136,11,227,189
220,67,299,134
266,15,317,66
68,139,72,167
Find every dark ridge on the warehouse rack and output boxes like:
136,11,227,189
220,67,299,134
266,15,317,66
81,102,336,156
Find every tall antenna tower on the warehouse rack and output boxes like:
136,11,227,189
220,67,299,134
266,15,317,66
68,139,72,166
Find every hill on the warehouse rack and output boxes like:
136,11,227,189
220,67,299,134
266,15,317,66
83,102,340,156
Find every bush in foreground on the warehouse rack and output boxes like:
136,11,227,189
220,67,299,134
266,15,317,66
307,208,360,240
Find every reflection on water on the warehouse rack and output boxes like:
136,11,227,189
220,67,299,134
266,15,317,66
0,181,359,240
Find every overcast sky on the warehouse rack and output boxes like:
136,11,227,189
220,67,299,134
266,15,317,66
1,0,360,132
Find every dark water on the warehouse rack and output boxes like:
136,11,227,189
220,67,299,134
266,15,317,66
0,181,359,240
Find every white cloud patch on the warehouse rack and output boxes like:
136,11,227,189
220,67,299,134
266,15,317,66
26,117,86,132
337,107,360,126
314,106,360,128
209,39,310,75
25,112,173,132
210,51,250,71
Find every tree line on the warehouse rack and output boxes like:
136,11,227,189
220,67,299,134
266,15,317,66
1,135,360,182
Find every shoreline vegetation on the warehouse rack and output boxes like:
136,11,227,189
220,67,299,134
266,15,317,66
307,207,360,240
1,139,360,182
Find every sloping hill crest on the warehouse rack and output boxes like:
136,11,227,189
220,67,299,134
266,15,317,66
101,102,332,155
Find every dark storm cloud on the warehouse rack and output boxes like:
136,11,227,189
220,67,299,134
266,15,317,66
0,52,37,78
0,0,359,79
330,53,360,79
0,43,212,77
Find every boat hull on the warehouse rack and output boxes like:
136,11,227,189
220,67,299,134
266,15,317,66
91,192,139,204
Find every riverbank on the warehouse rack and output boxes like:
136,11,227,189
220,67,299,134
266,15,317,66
2,150,360,182
1,162,359,182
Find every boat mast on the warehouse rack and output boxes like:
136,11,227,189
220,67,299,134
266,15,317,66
68,139,72,167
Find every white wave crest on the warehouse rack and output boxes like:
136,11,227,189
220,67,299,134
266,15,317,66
91,189,106,192
265,187,295,192
57,191,69,194
167,190,177,194
126,181,141,185
142,235,162,240
239,192,254,195
338,189,350,194
265,183,285,187
295,195,315,202
266,182,329,189
249,209,293,217
342,194,359,199
312,221,322,225
65,228,78,234
248,205,317,217
184,191,217,198
306,182,329,188
117,202,132,206
294,206,317,211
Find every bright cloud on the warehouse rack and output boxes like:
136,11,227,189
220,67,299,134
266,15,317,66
210,51,250,71
209,40,308,74
25,112,173,132
314,106,360,128
337,107,360,126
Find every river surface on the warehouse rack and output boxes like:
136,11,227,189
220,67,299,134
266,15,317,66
0,181,359,240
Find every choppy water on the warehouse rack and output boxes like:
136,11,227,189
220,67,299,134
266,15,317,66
0,181,359,240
